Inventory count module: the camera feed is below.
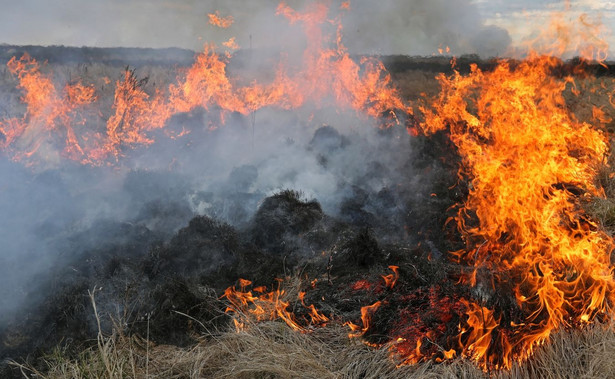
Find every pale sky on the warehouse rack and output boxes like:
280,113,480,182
0,0,613,57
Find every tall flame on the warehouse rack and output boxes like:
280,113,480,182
418,13,615,369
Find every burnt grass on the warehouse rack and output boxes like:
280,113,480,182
0,121,477,377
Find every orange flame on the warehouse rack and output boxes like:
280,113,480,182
105,69,159,159
382,265,400,289
223,279,328,332
208,11,234,28
520,10,610,65
222,37,239,51
0,2,409,166
417,14,615,369
0,54,97,164
347,301,382,338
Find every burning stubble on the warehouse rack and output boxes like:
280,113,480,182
0,0,614,376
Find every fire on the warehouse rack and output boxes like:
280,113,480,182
0,1,409,166
104,68,166,160
4,0,614,372
346,301,382,339
208,11,234,28
223,278,328,331
519,5,610,65
0,54,97,165
382,265,400,289
274,1,410,121
415,13,615,369
222,37,239,51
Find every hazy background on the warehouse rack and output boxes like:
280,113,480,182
1,0,611,57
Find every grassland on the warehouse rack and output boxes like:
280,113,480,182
3,47,615,378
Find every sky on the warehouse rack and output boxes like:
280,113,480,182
0,0,613,57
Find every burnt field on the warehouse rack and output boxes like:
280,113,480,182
1,43,615,379
0,45,459,378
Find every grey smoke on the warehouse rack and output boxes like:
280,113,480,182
0,0,489,338
340,0,512,56
0,0,511,57
0,78,415,326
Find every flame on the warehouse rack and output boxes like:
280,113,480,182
347,301,382,338
0,54,97,165
0,1,409,166
520,9,610,65
457,299,500,367
382,265,400,289
416,14,615,370
223,279,328,332
208,11,234,28
222,37,239,51
5,2,613,371
104,68,167,159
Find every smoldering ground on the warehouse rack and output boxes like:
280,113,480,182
0,95,460,376
0,101,412,310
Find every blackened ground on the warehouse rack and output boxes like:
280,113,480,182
0,123,469,378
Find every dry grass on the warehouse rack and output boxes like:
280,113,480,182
14,285,615,379
391,70,442,102
15,316,615,379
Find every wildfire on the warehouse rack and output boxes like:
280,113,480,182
0,54,97,165
0,1,409,166
104,68,167,160
3,0,615,372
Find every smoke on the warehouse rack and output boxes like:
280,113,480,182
340,0,511,56
0,0,475,355
0,0,511,57
0,110,416,329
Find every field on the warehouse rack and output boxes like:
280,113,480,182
1,45,615,378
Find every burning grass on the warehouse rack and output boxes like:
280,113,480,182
4,2,615,376
2,54,615,377
13,290,615,379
